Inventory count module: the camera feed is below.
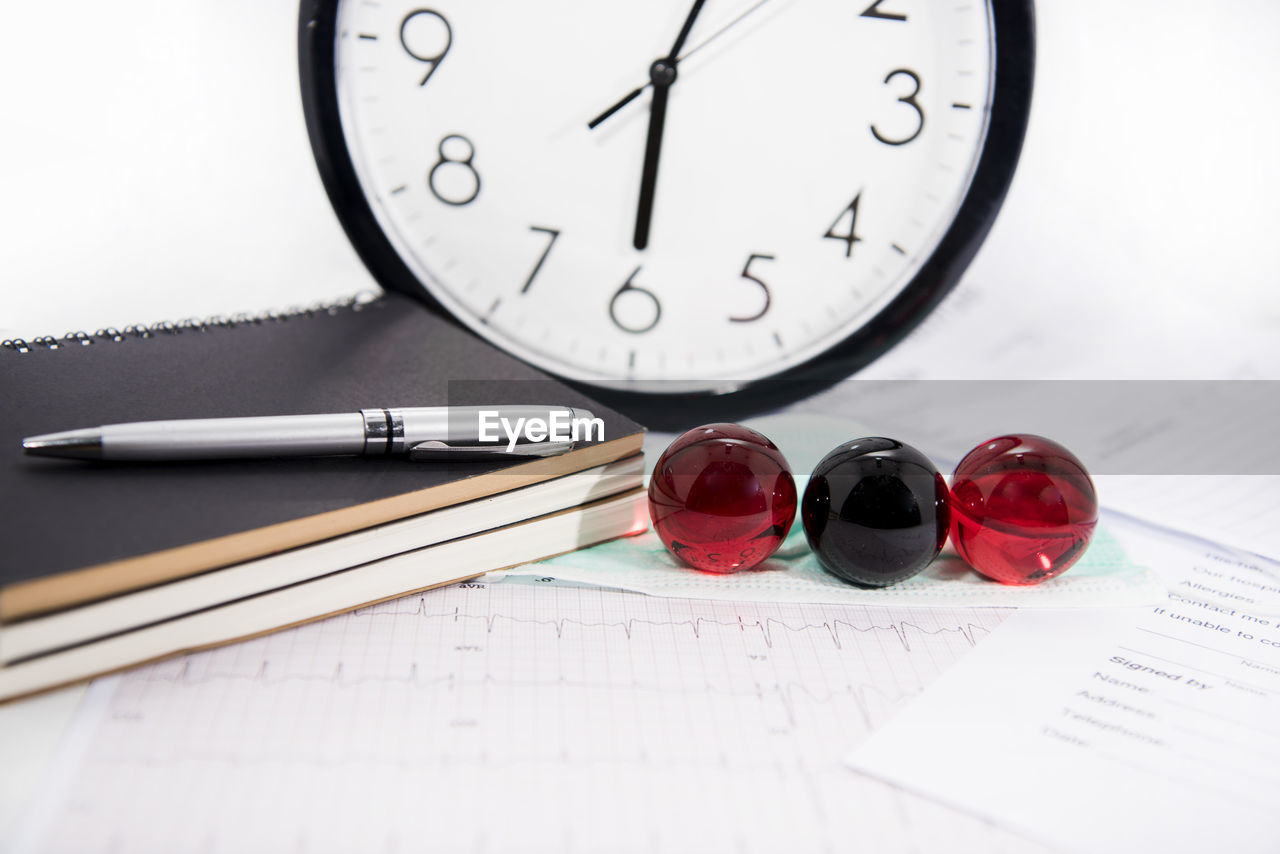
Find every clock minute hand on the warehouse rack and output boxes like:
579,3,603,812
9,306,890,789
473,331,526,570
632,0,707,251
632,63,675,250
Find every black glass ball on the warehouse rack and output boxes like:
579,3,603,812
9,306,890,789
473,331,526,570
801,438,950,588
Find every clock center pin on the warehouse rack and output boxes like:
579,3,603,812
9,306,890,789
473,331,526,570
649,60,677,87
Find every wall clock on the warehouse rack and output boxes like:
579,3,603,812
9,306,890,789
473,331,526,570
299,0,1033,420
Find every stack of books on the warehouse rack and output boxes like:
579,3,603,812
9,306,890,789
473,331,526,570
0,294,646,701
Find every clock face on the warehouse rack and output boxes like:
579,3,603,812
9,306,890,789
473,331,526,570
315,0,1018,394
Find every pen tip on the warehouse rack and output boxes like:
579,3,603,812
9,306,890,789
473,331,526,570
21,430,104,460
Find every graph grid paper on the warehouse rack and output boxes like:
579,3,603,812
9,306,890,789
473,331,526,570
16,579,1052,853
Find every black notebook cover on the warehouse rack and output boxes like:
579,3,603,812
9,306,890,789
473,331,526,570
0,294,643,620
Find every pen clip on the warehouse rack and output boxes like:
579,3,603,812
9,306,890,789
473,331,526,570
407,439,575,461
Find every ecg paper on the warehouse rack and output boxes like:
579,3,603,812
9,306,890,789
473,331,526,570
14,579,1053,854
511,523,1160,608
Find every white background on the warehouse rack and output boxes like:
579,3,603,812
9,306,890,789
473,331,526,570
1,0,1279,842
2,0,1278,379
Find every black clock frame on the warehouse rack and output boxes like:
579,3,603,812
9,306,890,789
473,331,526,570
298,0,1034,428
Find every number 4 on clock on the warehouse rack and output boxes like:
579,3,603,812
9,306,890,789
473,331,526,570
824,192,863,259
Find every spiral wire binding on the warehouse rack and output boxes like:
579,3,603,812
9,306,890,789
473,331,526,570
2,292,382,355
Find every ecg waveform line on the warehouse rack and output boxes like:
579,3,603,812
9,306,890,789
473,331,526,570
124,662,922,732
111,595,1002,744
346,596,999,650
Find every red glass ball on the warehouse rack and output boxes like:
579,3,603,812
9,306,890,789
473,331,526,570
949,434,1099,585
648,423,797,573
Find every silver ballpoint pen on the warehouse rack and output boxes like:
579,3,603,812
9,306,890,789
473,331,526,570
21,406,600,462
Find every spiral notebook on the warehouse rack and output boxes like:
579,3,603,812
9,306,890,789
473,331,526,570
0,292,645,625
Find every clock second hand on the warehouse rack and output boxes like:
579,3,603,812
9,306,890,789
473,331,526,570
632,0,708,251
587,0,775,131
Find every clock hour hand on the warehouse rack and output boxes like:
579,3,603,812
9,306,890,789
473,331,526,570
666,0,706,57
632,0,707,250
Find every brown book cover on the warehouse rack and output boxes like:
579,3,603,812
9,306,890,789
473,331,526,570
0,293,644,621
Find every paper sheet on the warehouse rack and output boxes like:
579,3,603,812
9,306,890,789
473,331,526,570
12,579,1057,854
845,521,1280,854
1099,474,1280,561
